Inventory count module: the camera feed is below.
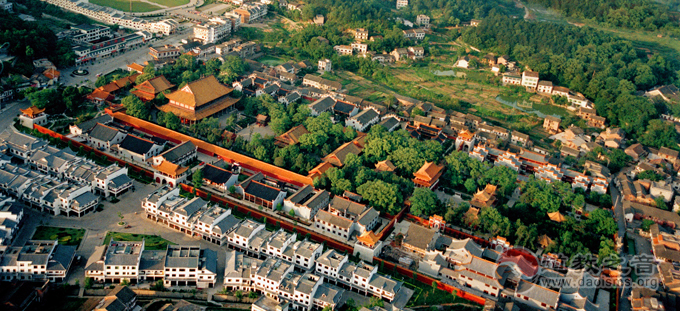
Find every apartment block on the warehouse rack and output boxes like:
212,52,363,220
143,187,241,245
0,240,76,282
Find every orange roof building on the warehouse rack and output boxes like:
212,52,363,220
547,211,566,223
159,75,239,125
308,161,334,180
43,68,60,80
470,184,498,208
127,63,145,74
109,112,314,187
374,160,396,172
131,75,175,101
20,106,45,118
322,141,363,167
87,89,114,103
153,160,190,188
275,125,309,147
357,231,381,248
413,161,445,189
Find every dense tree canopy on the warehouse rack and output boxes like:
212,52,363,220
525,0,679,33
0,9,74,75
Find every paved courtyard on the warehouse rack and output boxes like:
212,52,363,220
237,123,276,141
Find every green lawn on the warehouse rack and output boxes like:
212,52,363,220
147,0,190,7
89,0,163,12
405,280,475,307
258,56,286,66
104,232,176,250
32,226,85,246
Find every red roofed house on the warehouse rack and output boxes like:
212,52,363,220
131,76,175,102
86,89,115,104
127,63,145,74
413,162,445,189
159,75,239,125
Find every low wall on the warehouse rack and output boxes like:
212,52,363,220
374,258,486,306
84,288,207,300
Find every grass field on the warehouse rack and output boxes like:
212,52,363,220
148,0,190,7
32,226,86,246
104,232,176,250
89,0,164,12
258,56,287,66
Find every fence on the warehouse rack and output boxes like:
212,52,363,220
373,258,486,306
405,214,491,248
32,124,155,179
84,288,207,300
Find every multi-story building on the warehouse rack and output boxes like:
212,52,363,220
233,3,268,23
416,14,430,27
502,73,522,86
318,59,332,72
0,130,48,160
149,45,181,61
85,239,143,283
150,19,179,36
193,18,232,44
0,240,76,282
73,33,145,65
164,245,217,288
396,0,408,9
334,45,353,56
521,71,539,90
316,249,401,302
0,195,22,246
345,108,379,132
143,187,241,245
70,24,112,43
283,185,330,220
354,28,368,41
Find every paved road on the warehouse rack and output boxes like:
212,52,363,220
12,181,225,298
0,99,31,131
59,27,193,88
610,182,632,311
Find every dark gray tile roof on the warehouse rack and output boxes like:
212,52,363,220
160,141,196,163
119,135,156,155
89,123,122,142
202,164,234,185
352,109,379,125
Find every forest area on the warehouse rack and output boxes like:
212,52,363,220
524,0,680,34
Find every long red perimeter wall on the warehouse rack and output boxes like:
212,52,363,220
108,111,314,187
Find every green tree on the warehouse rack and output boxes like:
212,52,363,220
639,120,678,148
84,277,93,289
357,180,402,214
122,95,149,120
192,169,204,189
95,75,108,88
26,88,60,110
655,196,668,210
289,209,296,217
409,187,439,217
637,170,662,181
641,219,656,231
